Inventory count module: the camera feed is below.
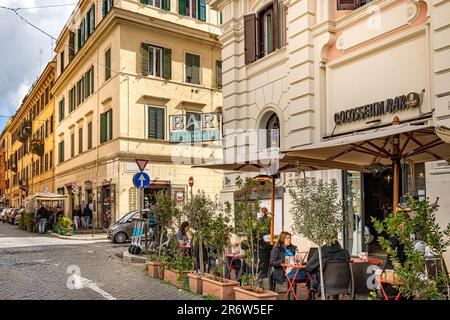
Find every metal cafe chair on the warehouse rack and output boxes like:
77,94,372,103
323,260,352,300
350,261,373,300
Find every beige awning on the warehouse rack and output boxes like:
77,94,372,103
283,124,450,171
193,153,369,173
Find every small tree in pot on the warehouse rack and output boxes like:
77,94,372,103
155,191,179,261
288,176,344,300
233,176,271,293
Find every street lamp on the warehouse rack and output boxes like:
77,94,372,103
254,173,276,245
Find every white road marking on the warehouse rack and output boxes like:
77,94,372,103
0,236,102,249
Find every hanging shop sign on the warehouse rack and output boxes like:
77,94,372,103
169,112,221,143
334,92,422,125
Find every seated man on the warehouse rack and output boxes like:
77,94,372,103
305,240,350,294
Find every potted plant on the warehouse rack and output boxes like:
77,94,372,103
58,217,74,236
288,176,344,300
147,253,160,278
231,177,278,300
373,198,450,300
164,252,195,289
24,212,35,232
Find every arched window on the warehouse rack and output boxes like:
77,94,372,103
266,113,280,148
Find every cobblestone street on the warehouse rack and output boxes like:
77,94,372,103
0,222,200,300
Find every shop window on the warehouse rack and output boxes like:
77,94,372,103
148,107,165,140
337,0,374,10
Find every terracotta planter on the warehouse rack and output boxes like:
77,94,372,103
188,273,204,295
158,266,165,280
233,286,278,300
201,275,239,300
147,261,160,278
164,269,189,288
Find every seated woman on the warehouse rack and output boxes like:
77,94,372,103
270,231,308,285
175,221,191,254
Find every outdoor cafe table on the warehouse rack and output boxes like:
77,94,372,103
377,277,402,300
225,254,244,279
352,258,382,265
280,263,309,300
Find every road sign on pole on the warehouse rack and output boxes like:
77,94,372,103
135,159,148,172
188,176,194,188
133,172,150,189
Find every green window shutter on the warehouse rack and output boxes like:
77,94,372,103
162,48,171,80
86,11,90,38
78,28,81,50
192,54,200,84
100,112,107,143
108,110,113,141
163,0,170,11
149,107,165,139
216,60,222,88
90,4,95,34
102,0,107,16
105,48,111,80
185,53,192,82
140,0,149,4
88,122,93,149
69,32,75,60
198,0,206,21
90,66,94,93
179,0,186,15
141,43,149,76
220,11,222,24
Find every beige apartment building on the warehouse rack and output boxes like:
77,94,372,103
0,61,57,207
53,0,224,227
210,0,450,263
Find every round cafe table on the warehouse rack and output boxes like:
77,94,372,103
225,253,244,279
280,263,311,300
377,277,402,300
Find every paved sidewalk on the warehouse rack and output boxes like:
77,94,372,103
49,232,108,241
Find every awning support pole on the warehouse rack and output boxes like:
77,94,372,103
270,176,275,245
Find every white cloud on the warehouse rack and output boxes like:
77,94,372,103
0,1,75,130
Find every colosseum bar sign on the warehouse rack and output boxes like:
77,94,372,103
334,92,422,125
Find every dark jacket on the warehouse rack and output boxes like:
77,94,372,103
384,236,406,270
73,209,82,218
305,241,350,275
270,244,297,284
82,206,92,218
37,207,48,220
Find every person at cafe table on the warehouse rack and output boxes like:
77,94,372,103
270,231,308,285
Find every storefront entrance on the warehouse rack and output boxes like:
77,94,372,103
343,163,426,258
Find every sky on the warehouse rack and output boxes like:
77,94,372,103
0,0,75,132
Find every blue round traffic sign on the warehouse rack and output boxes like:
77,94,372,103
133,172,150,189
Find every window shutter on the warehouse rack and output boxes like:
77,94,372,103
198,0,206,21
156,108,164,139
140,0,149,4
179,0,186,16
273,0,279,50
78,28,82,50
90,5,95,34
102,0,107,16
162,48,172,80
69,32,75,60
192,55,200,84
108,110,113,140
216,60,222,88
337,0,359,10
185,53,192,82
149,108,156,139
163,0,170,11
90,66,94,93
141,43,149,76
86,11,90,38
105,49,111,80
244,14,257,64
100,112,107,143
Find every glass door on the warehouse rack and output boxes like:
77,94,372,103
343,171,363,257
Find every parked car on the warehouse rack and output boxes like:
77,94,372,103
107,209,150,244
3,208,14,224
9,208,20,225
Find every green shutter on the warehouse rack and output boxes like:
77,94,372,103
86,11,90,38
102,0,107,16
192,54,200,84
90,67,94,93
179,0,186,15
198,0,206,21
163,48,171,80
140,0,149,4
100,112,107,143
90,4,95,34
185,53,192,82
108,110,113,141
141,43,149,76
163,0,170,11
105,49,111,80
220,11,222,24
216,60,222,88
149,107,165,139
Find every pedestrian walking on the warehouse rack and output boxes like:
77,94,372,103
73,206,82,231
83,204,92,229
37,206,48,235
